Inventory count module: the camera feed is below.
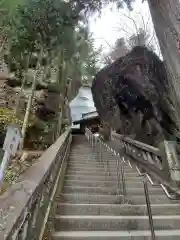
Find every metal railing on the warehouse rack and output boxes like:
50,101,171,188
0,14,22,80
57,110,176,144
85,128,128,203
85,128,156,239
0,128,72,240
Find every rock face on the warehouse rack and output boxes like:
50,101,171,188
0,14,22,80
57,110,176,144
92,46,177,146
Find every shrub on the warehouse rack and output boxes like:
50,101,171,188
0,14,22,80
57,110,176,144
0,108,23,133
0,108,31,146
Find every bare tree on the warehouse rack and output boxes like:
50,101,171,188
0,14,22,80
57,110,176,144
104,10,158,63
114,11,159,53
128,27,154,50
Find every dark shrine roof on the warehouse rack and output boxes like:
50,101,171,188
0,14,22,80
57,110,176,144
73,115,100,125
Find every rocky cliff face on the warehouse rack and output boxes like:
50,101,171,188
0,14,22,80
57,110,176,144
92,46,177,146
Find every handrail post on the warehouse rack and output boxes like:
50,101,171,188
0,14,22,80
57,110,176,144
120,159,127,203
99,139,102,162
91,132,93,147
143,179,156,240
105,144,109,176
116,154,121,196
92,133,94,148
116,153,127,203
89,131,91,145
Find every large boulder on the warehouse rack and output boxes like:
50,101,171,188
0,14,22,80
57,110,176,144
92,46,177,146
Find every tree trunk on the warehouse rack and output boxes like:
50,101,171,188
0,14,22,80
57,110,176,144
52,51,64,141
15,54,30,116
0,37,7,54
148,0,180,130
21,50,43,149
56,60,68,138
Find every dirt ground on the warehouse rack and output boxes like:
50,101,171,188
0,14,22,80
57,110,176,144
0,150,43,195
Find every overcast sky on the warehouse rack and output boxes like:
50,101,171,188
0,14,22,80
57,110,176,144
89,0,161,56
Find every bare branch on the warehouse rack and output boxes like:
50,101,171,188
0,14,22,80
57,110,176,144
119,12,139,37
112,25,132,37
138,10,146,32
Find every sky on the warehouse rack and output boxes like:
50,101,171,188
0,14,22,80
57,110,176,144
89,0,161,56
71,1,160,122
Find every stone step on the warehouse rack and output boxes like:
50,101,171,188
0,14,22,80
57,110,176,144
68,161,119,165
70,146,96,149
70,153,116,157
71,165,131,170
64,180,145,188
68,160,124,165
52,230,180,240
69,156,106,161
69,157,118,161
57,193,176,204
70,148,113,152
70,152,117,155
67,165,133,172
65,174,142,182
70,149,92,151
70,152,110,155
65,170,136,177
62,186,162,195
68,159,122,167
54,215,180,231
56,203,180,216
70,151,117,154
69,159,130,164
70,149,113,152
70,149,94,152
57,193,122,204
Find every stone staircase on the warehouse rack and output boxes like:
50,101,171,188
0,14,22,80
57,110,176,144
52,135,180,239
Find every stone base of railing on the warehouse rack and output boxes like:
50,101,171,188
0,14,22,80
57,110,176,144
0,128,72,240
111,132,180,197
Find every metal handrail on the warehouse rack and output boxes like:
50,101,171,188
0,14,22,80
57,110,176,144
85,128,128,203
85,129,180,200
84,128,180,240
85,128,156,238
135,165,156,238
143,179,156,240
115,152,127,202
136,165,177,199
